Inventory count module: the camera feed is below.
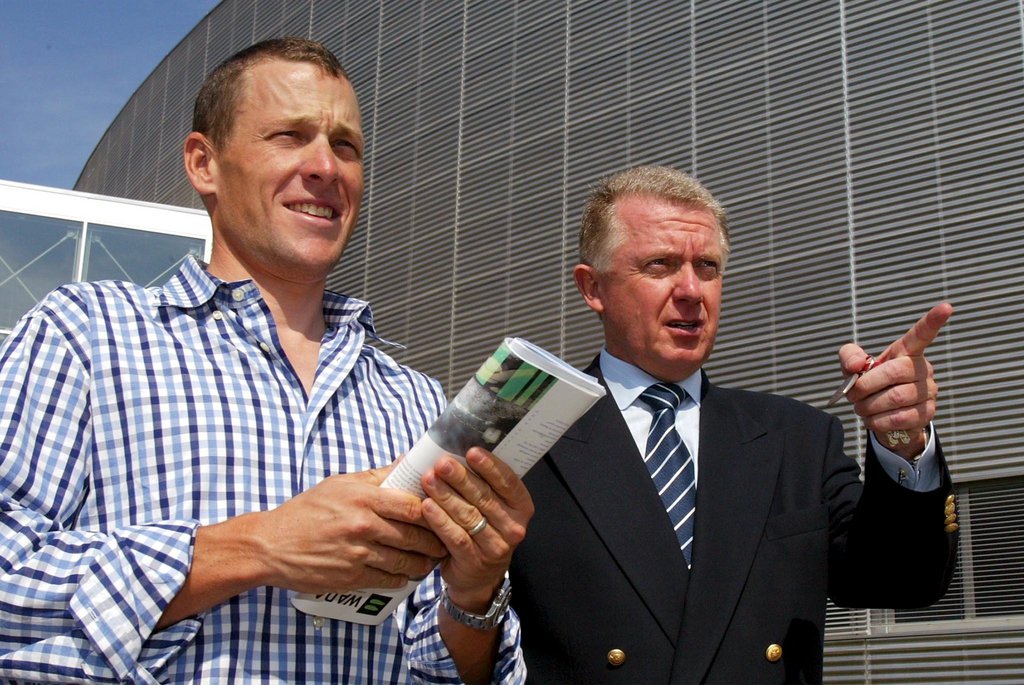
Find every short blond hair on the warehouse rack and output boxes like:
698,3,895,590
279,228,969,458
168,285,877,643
579,166,729,272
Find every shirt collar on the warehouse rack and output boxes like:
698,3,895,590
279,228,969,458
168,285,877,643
322,290,402,348
154,256,401,348
157,254,219,308
599,348,703,411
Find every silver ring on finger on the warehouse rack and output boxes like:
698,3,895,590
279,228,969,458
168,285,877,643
466,518,488,536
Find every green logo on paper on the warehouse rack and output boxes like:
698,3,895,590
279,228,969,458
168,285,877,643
357,594,392,617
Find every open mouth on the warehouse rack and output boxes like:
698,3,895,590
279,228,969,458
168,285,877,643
287,202,336,219
667,321,700,332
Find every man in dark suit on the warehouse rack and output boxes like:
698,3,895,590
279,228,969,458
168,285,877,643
508,166,957,683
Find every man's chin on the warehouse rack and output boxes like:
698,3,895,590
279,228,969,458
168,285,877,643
649,346,712,380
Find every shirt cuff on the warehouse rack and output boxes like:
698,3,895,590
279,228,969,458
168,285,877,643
69,521,201,682
870,423,940,491
400,575,526,684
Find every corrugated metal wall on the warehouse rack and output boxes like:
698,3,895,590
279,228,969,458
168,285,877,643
76,1,1024,679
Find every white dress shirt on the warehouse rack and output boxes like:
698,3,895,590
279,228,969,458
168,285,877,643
599,349,940,492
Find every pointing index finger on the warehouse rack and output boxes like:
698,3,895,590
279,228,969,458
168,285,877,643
876,302,953,363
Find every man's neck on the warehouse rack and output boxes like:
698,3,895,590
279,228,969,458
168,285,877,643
599,348,704,410
207,259,327,395
599,348,702,387
259,284,327,340
207,256,326,337
258,285,326,397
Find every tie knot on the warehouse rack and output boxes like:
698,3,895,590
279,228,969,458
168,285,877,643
639,382,687,411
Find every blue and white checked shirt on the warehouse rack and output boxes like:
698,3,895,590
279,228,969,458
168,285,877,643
0,257,525,684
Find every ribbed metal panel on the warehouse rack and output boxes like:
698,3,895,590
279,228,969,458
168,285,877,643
826,630,1024,683
75,1,1024,679
845,0,1024,482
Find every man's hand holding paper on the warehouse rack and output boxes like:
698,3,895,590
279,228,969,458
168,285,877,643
421,447,534,610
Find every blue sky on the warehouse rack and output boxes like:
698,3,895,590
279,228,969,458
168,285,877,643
0,1,220,190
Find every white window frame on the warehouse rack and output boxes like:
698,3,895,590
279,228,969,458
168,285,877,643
0,179,212,338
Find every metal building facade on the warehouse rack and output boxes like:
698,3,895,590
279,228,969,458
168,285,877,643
76,1,1024,680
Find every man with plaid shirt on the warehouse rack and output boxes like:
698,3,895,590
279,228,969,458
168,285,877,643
0,38,531,684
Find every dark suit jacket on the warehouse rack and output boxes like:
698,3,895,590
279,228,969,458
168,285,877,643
509,365,956,684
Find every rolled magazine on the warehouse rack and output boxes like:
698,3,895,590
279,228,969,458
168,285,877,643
291,337,605,624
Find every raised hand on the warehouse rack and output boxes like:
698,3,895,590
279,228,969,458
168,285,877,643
837,302,953,459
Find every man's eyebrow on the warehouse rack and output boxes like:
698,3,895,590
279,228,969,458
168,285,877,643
332,124,364,147
268,116,364,147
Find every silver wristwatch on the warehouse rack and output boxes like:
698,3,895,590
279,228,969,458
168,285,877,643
441,581,512,630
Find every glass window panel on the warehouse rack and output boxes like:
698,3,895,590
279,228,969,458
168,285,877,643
894,478,1024,624
83,224,204,287
0,209,81,331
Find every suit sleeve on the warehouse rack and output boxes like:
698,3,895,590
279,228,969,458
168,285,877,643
825,418,958,609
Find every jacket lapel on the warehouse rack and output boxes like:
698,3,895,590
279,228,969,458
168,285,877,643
670,378,781,682
547,371,691,646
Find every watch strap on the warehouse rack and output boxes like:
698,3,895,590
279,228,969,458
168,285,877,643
440,580,511,630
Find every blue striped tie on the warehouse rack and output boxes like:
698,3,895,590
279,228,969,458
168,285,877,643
639,383,696,565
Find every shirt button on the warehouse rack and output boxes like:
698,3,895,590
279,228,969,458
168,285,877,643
259,342,271,354
312,616,325,630
212,311,223,321
232,290,245,302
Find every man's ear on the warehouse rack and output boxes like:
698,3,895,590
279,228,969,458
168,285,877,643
183,132,218,198
573,263,604,316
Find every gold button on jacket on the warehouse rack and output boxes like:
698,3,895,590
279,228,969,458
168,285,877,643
606,649,626,667
765,644,783,662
